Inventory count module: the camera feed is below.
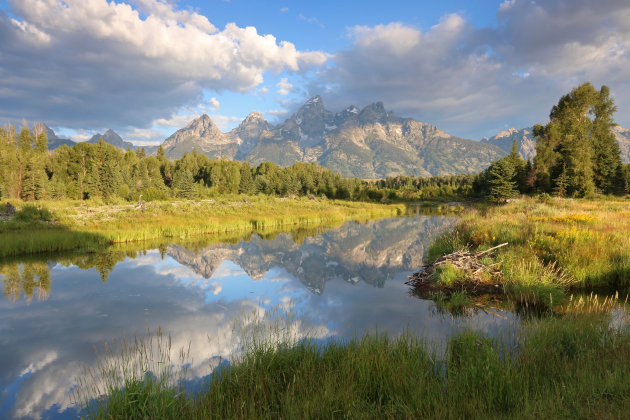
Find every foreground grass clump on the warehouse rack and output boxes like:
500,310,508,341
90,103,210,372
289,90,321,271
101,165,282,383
81,312,630,419
423,196,630,309
0,196,405,257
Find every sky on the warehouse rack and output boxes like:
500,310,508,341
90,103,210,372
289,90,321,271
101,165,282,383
1,0,629,145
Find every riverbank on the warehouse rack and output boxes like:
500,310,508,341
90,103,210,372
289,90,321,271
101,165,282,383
0,196,406,257
80,309,630,419
410,196,630,310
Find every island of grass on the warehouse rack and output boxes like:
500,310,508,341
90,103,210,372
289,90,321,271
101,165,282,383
408,196,630,311
0,195,407,258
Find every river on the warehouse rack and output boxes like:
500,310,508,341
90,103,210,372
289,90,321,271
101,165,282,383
0,214,517,419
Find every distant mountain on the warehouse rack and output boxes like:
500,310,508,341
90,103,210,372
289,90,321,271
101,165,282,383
480,128,537,161
87,129,137,150
482,126,630,163
33,123,76,149
613,125,630,163
232,112,273,160
161,96,507,177
162,114,238,160
40,125,157,154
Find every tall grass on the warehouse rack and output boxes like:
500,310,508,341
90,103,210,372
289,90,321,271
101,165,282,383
0,196,406,257
426,196,630,309
79,310,630,419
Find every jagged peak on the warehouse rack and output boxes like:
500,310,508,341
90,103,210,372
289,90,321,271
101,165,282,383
305,95,322,104
494,128,519,138
242,111,266,123
297,95,326,114
184,113,217,129
362,101,385,112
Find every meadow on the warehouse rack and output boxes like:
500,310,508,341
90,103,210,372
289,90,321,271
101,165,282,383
423,196,630,310
0,196,405,257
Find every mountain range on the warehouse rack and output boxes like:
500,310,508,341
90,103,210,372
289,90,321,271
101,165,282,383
39,96,630,177
160,96,506,178
38,124,157,154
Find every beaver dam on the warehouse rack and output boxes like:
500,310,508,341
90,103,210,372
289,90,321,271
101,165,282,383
406,243,508,298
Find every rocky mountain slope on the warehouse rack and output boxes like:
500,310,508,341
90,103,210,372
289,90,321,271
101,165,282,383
482,125,630,163
162,96,507,178
38,123,76,149
87,129,138,150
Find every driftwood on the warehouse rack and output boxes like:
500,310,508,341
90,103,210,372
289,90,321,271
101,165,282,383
406,243,508,295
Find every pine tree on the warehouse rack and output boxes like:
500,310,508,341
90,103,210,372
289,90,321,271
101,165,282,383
553,164,569,197
172,167,195,198
591,86,622,194
533,82,622,197
486,158,518,203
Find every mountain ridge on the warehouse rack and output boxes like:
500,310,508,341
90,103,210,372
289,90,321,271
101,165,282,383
162,97,507,177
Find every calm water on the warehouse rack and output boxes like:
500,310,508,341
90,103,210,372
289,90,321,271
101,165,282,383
0,215,517,419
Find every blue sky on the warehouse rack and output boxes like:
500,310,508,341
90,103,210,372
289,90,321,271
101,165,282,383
1,0,629,143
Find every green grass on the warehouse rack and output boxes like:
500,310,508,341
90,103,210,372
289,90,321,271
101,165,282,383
435,262,466,286
423,196,630,310
0,195,406,257
79,311,630,419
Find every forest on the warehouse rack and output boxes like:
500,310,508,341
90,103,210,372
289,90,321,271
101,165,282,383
0,124,475,203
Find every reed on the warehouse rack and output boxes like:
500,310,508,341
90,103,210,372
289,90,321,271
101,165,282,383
79,310,630,419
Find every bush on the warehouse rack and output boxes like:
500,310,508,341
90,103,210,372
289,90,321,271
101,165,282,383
14,205,53,222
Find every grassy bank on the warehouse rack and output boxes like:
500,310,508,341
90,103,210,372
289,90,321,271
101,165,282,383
80,311,630,419
420,196,630,309
0,196,405,257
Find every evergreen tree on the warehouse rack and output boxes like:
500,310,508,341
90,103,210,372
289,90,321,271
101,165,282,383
172,167,195,198
533,82,622,197
239,164,255,194
591,85,622,194
486,158,518,203
553,164,569,197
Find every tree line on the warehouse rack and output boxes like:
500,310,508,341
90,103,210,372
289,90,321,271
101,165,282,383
473,83,629,201
1,82,628,205
2,125,459,203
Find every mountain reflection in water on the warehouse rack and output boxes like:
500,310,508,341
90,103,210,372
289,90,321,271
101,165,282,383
0,215,516,420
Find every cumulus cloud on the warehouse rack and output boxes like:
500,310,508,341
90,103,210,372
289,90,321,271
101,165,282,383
276,77,294,95
209,97,220,111
312,0,630,138
0,0,327,130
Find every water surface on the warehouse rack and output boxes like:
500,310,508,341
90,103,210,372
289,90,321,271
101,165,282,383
0,215,516,419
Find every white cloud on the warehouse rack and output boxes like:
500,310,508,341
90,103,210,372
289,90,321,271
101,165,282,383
210,115,243,131
312,1,630,138
70,133,91,142
266,109,290,117
276,77,294,96
124,127,163,140
0,0,328,130
155,113,200,128
280,7,289,13
298,13,325,29
209,97,220,111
